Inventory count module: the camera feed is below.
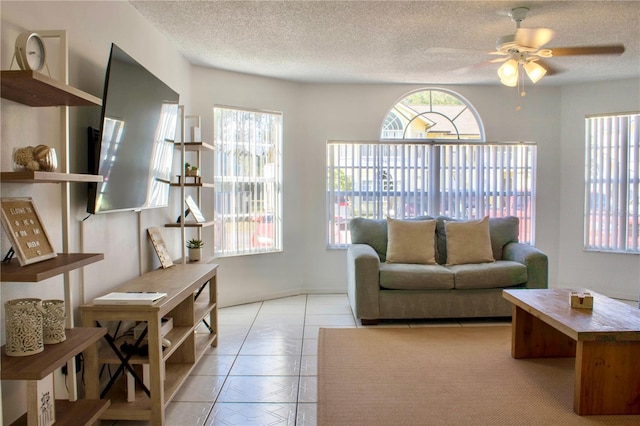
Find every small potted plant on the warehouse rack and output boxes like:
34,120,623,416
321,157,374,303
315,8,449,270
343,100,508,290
186,238,204,261
189,166,199,177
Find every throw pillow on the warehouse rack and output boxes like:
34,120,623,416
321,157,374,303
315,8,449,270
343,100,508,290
444,216,495,265
386,217,437,264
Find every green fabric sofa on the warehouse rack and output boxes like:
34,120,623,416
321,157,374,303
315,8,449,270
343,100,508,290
347,216,548,324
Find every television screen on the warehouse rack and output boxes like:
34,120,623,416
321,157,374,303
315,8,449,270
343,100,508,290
88,43,179,214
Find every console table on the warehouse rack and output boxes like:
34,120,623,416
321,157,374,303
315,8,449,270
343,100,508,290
80,263,218,425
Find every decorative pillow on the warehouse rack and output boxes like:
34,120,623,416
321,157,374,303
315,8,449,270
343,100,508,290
386,217,437,264
444,216,495,265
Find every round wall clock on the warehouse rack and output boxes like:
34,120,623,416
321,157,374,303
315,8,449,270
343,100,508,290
15,32,46,72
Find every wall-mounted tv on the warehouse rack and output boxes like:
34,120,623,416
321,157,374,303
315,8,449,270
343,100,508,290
87,43,180,214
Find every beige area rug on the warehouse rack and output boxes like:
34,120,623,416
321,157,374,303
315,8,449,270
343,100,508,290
317,326,640,426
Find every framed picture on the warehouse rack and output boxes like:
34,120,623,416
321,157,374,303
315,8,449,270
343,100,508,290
147,227,174,269
185,195,206,223
0,197,57,266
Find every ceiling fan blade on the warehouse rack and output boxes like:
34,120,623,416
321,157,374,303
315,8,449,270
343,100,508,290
551,45,625,56
515,28,555,49
452,60,495,75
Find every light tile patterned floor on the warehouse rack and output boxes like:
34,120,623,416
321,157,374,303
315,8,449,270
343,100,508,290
110,293,510,426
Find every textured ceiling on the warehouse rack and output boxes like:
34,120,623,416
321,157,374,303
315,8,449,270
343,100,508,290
130,1,640,86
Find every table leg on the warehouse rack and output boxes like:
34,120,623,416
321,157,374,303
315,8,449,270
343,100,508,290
575,340,640,415
511,305,576,358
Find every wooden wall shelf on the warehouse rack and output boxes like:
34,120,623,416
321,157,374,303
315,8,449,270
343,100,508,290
1,327,106,381
10,398,110,426
1,171,103,183
164,220,215,228
0,70,101,107
1,253,105,282
170,182,215,188
174,141,214,152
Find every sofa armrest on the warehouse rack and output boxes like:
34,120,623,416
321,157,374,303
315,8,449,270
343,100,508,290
347,244,381,320
503,242,548,289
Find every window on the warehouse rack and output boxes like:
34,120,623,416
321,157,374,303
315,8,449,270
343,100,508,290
381,88,484,140
327,141,537,246
584,113,639,253
327,89,537,247
213,106,283,256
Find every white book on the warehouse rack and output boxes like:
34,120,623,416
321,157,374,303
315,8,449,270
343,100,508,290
93,292,167,305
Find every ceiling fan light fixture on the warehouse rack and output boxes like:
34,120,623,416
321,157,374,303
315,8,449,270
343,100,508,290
498,59,519,86
523,60,547,83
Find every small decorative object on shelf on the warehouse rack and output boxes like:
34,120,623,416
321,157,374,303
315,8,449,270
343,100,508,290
186,238,204,261
12,145,58,172
148,227,174,269
4,298,47,356
14,31,47,72
570,291,594,309
0,197,57,266
30,374,55,426
42,299,66,344
185,195,206,223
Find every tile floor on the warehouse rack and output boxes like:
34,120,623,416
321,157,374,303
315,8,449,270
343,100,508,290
110,293,510,426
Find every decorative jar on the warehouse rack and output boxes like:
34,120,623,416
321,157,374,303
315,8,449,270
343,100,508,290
42,299,66,344
4,298,46,356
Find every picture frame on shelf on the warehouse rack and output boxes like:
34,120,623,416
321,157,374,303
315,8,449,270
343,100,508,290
185,195,206,223
147,227,174,269
0,197,57,266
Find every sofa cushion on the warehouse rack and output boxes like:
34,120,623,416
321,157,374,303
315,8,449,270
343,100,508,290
444,217,495,265
380,263,454,290
350,217,388,261
448,260,527,290
488,216,519,261
386,217,437,264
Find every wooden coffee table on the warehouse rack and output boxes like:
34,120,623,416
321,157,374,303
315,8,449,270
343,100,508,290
503,288,640,415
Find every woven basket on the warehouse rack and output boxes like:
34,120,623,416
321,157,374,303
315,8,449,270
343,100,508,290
4,298,46,357
42,299,66,344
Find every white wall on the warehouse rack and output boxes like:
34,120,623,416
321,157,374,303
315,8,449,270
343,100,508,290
190,75,566,304
557,79,640,300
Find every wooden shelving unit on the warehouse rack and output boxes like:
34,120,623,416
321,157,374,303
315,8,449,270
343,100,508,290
81,263,219,425
0,70,101,107
1,31,107,426
166,112,216,263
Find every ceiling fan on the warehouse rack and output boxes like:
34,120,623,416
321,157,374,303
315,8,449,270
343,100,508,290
488,7,625,87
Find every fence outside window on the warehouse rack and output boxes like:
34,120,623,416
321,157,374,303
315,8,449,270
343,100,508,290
327,141,537,247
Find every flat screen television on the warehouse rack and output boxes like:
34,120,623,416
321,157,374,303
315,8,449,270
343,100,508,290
87,43,180,214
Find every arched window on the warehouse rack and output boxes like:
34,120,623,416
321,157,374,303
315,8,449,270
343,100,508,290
381,88,485,141
328,88,536,248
